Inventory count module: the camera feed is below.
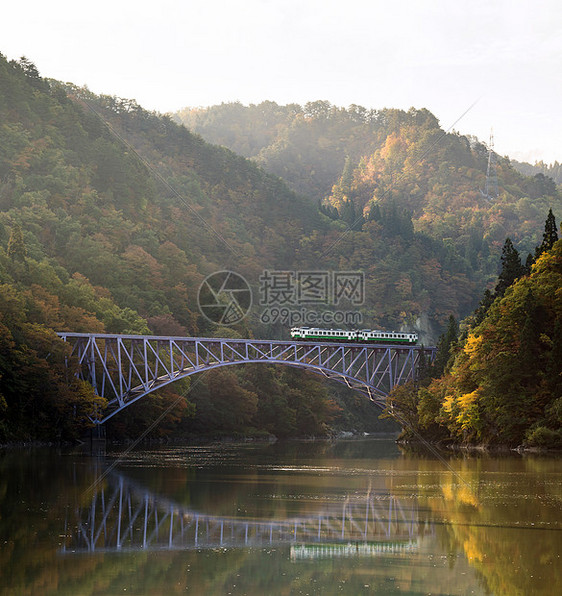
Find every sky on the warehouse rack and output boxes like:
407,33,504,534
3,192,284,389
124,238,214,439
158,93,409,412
2,0,561,164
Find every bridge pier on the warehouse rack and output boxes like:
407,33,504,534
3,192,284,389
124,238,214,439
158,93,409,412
84,423,106,455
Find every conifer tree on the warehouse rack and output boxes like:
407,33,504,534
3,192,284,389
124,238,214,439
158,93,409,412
433,315,458,376
367,203,381,222
473,289,494,326
495,238,524,298
340,156,354,196
524,252,535,276
7,224,26,262
535,208,558,259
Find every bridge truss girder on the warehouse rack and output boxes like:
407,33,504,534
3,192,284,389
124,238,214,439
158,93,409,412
59,334,436,423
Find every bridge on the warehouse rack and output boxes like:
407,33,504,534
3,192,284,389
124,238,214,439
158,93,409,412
62,471,430,554
59,333,435,424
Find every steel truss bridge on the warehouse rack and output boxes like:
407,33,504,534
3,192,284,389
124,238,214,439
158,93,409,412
63,472,429,554
59,333,436,424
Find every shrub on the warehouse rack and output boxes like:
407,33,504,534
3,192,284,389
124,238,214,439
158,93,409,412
524,425,562,449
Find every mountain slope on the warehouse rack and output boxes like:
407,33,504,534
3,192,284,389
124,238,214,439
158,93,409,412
0,55,363,440
176,101,561,283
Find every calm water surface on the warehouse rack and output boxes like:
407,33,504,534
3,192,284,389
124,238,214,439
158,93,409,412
0,439,560,595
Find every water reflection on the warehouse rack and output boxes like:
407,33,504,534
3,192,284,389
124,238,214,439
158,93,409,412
65,470,428,553
1,440,561,595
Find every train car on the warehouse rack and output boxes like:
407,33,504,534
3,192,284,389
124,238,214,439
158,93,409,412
290,327,417,344
290,327,357,341
356,330,418,344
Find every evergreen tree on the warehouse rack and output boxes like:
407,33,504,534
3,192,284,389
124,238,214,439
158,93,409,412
339,199,364,229
473,289,494,326
340,155,354,196
535,208,558,259
517,287,545,376
367,203,381,222
319,201,340,221
524,252,535,276
495,238,524,298
432,315,458,376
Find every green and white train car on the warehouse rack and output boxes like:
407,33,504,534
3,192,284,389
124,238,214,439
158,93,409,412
290,327,418,345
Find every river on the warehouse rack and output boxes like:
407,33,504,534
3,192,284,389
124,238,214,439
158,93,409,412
0,438,560,595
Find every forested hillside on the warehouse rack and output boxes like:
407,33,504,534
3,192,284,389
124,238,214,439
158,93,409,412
1,56,560,443
0,56,396,441
512,159,562,185
0,55,336,441
176,101,401,201
385,217,562,448
176,101,561,288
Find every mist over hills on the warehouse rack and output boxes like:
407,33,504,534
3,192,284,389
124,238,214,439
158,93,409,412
176,101,560,254
176,100,561,324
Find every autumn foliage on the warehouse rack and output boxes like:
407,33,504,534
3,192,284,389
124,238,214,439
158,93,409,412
386,233,562,448
1,55,560,442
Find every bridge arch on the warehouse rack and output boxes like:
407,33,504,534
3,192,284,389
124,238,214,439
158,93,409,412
59,333,436,424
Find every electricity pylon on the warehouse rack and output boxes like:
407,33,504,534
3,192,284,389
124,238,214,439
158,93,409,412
483,129,499,200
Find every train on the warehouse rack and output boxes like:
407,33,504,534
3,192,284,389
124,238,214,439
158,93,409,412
290,327,418,344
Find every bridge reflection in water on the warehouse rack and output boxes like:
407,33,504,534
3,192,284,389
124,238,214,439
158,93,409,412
63,472,432,554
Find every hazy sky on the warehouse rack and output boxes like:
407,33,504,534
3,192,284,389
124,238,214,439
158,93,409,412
2,0,561,163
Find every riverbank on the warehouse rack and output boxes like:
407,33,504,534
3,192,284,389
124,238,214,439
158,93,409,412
1,429,401,451
397,437,562,455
